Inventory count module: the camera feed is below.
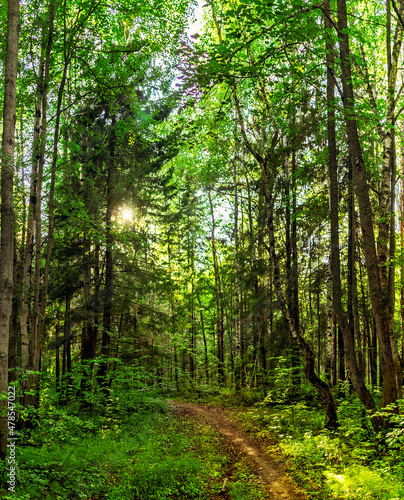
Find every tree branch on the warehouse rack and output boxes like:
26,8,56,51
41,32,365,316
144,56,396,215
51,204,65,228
392,0,404,30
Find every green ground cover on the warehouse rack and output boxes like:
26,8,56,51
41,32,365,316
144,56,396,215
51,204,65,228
187,386,404,500
0,388,268,500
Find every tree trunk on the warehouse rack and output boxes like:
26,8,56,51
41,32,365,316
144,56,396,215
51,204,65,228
233,160,242,390
8,242,18,384
327,0,386,430
55,319,60,392
197,294,209,384
20,58,44,375
265,177,338,429
21,2,56,417
0,0,20,460
258,189,269,385
337,0,398,408
208,188,225,386
98,114,115,394
401,114,404,365
325,259,334,386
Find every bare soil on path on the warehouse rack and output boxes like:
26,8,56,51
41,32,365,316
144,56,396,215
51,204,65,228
170,401,306,500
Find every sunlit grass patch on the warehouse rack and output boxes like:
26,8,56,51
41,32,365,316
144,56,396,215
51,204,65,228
216,392,404,500
324,466,404,499
279,429,404,499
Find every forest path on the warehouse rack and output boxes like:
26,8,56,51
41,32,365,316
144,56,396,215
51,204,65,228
170,401,306,500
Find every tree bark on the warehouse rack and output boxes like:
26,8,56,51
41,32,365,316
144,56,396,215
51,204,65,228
401,114,404,365
233,159,242,390
326,1,387,430
0,0,20,460
325,259,334,386
8,241,18,384
337,0,398,408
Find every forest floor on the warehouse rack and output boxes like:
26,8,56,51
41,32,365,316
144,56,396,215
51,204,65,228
171,401,306,500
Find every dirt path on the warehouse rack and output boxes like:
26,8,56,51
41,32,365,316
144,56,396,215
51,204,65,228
170,401,306,500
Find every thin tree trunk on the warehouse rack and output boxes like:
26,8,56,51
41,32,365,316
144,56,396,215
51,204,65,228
290,152,300,390
233,159,241,390
98,114,115,393
20,57,44,373
317,254,321,374
63,296,72,397
22,2,56,415
389,138,403,397
208,188,225,386
55,319,60,392
9,242,18,384
197,294,209,384
325,259,334,386
258,190,269,384
401,115,404,363
37,62,68,363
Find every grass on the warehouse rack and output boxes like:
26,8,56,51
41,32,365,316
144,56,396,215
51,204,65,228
0,388,270,500
182,386,404,500
5,378,403,500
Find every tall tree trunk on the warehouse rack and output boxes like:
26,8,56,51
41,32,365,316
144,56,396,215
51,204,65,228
197,294,209,384
347,160,364,376
21,1,55,408
189,283,195,380
317,254,321,373
187,226,195,380
233,160,242,390
55,318,60,392
63,296,72,397
377,0,402,292
0,0,20,460
401,115,404,364
337,0,398,408
81,236,97,361
37,61,68,363
326,0,384,430
388,138,403,397
20,59,44,375
257,189,269,385
208,188,225,386
9,242,18,384
290,152,301,390
325,259,334,386
241,155,258,385
285,138,300,392
98,114,115,394
378,3,404,396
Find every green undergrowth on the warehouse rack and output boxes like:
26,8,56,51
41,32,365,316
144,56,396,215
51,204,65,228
183,386,404,500
0,386,270,500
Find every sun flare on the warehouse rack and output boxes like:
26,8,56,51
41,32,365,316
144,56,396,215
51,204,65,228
121,207,133,222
